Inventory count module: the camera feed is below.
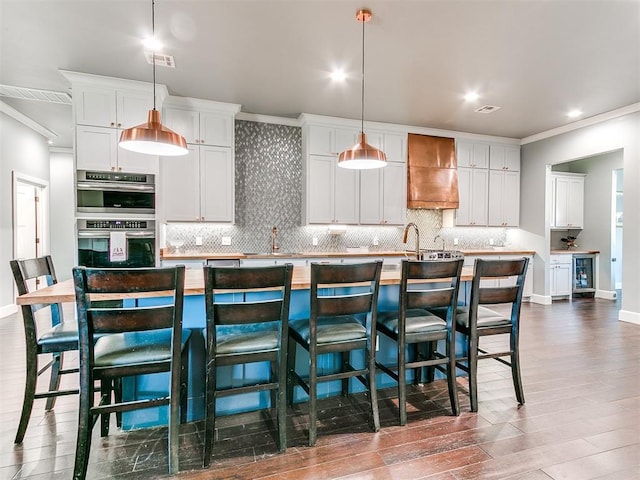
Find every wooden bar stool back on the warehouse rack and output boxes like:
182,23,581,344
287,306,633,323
72,265,189,479
202,264,293,467
10,255,79,444
376,258,464,425
288,261,383,446
454,257,529,412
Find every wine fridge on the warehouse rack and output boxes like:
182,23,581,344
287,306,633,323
573,254,596,296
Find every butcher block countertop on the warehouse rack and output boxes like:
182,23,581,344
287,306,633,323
160,249,536,261
16,265,475,306
550,249,600,254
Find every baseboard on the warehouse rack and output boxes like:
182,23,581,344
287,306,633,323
0,303,17,319
618,310,640,325
596,290,618,300
530,294,552,305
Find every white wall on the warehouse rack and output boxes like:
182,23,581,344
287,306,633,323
521,112,640,322
0,111,51,315
49,149,75,281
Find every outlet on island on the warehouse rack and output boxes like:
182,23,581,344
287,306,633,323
195,236,203,246
221,236,231,246
312,237,318,246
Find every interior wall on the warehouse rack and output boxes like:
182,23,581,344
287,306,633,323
0,111,51,314
521,112,640,321
49,149,75,282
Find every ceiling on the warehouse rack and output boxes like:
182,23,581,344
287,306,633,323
1,0,639,148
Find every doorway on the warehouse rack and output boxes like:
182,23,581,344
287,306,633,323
12,172,49,291
612,169,623,291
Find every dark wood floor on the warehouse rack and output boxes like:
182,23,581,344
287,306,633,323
1,296,639,479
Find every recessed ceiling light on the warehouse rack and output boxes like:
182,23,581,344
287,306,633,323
464,92,480,102
567,109,582,118
142,36,162,51
330,69,347,82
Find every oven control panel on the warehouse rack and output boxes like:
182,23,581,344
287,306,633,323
80,220,155,230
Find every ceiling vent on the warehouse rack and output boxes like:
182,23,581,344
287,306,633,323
0,84,71,104
144,51,175,68
474,104,501,114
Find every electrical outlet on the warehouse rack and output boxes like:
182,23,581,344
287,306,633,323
453,238,459,246
312,237,318,246
221,236,231,246
373,237,379,246
489,238,494,246
195,236,203,246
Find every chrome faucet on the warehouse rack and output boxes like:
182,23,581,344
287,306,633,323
402,222,420,259
434,235,445,251
271,226,280,254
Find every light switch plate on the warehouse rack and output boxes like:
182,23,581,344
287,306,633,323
221,236,231,246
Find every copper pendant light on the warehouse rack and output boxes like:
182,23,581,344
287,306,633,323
338,9,387,170
119,0,188,156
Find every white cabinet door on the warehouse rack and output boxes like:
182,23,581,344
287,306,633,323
334,127,359,154
75,86,117,127
308,125,334,155
457,167,488,226
116,91,153,129
161,145,200,221
489,170,519,227
200,146,234,222
457,141,489,168
489,145,520,171
163,107,199,144
307,155,334,223
553,175,584,228
382,162,406,225
116,129,159,174
76,125,117,171
382,132,406,163
200,112,234,147
551,264,572,296
359,168,382,224
334,165,359,224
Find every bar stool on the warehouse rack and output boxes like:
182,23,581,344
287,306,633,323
376,259,463,425
202,264,293,467
10,255,79,444
72,265,190,479
287,261,382,446
452,257,529,412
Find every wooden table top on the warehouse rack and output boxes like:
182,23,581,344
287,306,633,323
16,265,474,306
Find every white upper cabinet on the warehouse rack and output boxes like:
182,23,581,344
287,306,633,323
456,166,489,226
161,145,234,222
489,145,520,171
456,141,489,168
74,86,153,129
63,71,164,174
551,173,585,229
488,170,520,227
162,105,235,147
76,125,158,174
301,114,407,225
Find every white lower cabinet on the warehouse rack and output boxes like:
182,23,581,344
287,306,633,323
549,254,572,297
161,145,234,222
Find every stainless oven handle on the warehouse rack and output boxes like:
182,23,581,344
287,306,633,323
76,182,155,192
78,231,156,238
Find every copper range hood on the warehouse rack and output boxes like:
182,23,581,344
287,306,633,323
407,133,459,209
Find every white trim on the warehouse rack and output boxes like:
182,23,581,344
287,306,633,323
520,103,640,145
530,294,552,305
59,69,168,98
595,290,618,300
236,112,299,126
0,100,58,141
0,304,18,319
163,95,241,114
618,310,640,325
50,146,73,155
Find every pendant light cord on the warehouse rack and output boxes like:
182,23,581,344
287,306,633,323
151,0,157,111
360,13,365,134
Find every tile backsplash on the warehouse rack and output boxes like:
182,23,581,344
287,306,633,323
164,120,508,255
